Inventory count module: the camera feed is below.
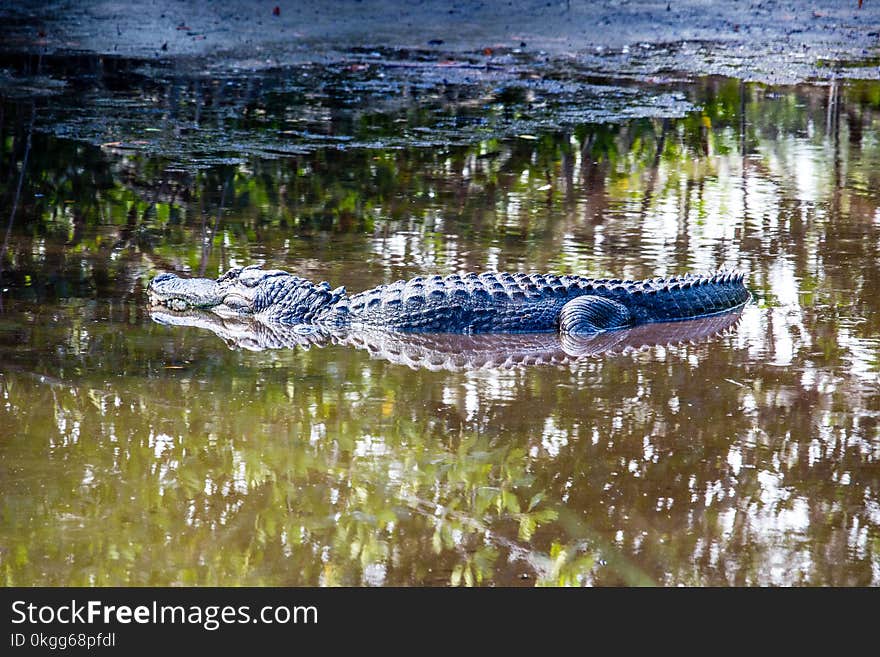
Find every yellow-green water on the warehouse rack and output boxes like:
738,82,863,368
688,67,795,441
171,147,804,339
1,71,879,585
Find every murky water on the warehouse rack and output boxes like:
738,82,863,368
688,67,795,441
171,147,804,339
1,58,879,585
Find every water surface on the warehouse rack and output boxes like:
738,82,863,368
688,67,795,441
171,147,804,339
1,64,879,585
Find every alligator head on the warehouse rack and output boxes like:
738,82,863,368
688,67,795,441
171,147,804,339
148,265,347,323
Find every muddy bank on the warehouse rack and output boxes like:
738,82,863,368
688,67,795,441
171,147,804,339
1,1,879,84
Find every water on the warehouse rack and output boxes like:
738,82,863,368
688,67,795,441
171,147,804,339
1,60,879,585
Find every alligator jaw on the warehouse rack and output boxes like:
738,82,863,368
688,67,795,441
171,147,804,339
148,272,226,312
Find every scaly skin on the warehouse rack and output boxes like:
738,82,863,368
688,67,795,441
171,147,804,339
148,265,750,334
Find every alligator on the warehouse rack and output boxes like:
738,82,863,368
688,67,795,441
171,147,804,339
150,306,746,371
148,265,750,335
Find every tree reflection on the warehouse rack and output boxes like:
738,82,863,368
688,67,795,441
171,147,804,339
1,69,880,585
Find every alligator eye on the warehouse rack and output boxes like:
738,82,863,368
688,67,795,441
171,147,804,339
239,270,265,287
217,267,243,283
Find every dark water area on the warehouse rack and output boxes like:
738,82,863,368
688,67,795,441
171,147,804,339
1,53,880,586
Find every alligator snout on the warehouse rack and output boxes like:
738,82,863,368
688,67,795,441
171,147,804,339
148,272,224,311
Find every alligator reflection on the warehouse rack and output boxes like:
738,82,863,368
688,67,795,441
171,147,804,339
150,307,745,370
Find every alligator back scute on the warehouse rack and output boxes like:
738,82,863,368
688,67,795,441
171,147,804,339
341,270,749,333
150,266,750,334
348,272,568,332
